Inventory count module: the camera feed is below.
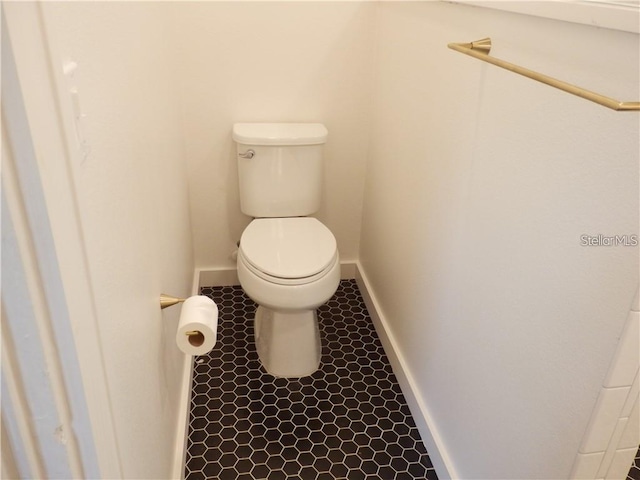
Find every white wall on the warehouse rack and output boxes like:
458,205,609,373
173,2,374,269
360,2,639,479
39,3,195,478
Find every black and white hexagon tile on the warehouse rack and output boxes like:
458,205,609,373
185,280,439,480
628,447,640,480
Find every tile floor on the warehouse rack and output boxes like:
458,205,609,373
629,447,640,480
184,280,438,480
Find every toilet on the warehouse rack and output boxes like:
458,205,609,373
233,123,340,378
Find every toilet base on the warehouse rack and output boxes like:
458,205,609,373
254,306,321,378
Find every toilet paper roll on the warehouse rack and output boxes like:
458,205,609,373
176,295,218,356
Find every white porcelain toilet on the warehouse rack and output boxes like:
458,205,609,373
233,123,340,378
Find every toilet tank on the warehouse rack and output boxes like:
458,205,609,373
233,123,328,218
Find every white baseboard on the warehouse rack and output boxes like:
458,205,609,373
355,262,457,480
170,275,199,480
196,262,358,288
197,267,239,287
171,353,193,480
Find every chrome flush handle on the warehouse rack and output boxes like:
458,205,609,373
238,149,255,159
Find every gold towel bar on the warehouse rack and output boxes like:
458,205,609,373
447,38,640,112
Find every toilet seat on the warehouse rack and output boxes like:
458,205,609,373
239,217,338,285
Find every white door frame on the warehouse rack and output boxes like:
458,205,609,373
2,3,122,477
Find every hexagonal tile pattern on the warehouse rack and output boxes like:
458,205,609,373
184,280,438,480
629,446,640,480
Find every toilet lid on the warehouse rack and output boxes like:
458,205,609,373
240,218,337,279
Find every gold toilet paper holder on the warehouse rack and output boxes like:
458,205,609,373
160,293,185,309
160,294,199,337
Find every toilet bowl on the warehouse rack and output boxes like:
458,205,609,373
233,122,339,377
237,217,340,377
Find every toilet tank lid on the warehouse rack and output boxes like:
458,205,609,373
232,123,328,146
